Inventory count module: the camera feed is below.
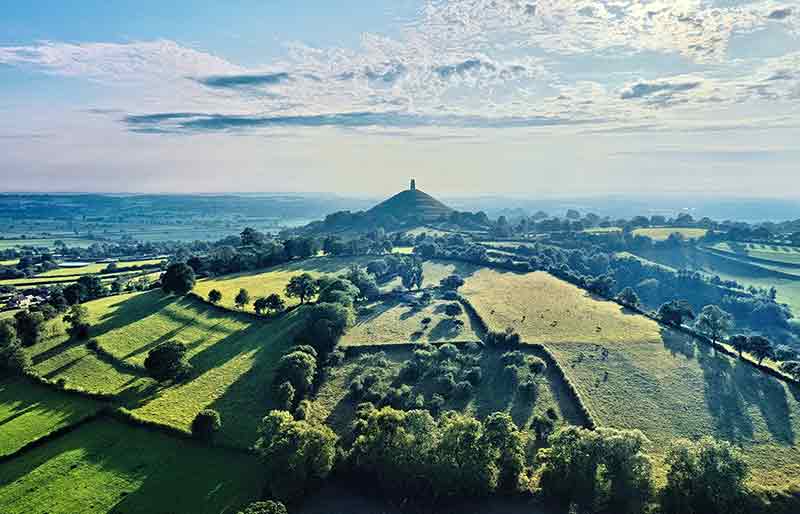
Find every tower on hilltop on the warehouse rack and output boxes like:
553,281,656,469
410,179,416,191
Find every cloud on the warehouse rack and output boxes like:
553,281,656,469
768,7,793,20
198,72,291,88
621,80,702,101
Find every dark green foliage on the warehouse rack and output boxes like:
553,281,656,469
729,334,750,357
484,412,527,492
440,274,465,291
63,304,90,340
276,381,295,411
780,361,800,380
237,500,288,514
256,293,286,316
285,273,318,304
484,328,521,348
300,302,354,354
295,399,312,420
539,426,653,514
208,289,222,305
658,300,695,326
14,310,45,347
275,351,317,395
255,410,337,501
191,409,221,441
0,319,29,376
694,304,733,342
660,437,749,514
517,379,538,400
344,265,379,299
144,341,191,381
161,262,196,295
526,355,547,375
616,286,641,307
399,257,424,290
235,288,251,310
532,414,555,442
444,302,463,319
748,335,774,364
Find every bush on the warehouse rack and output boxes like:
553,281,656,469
207,289,222,304
0,320,28,375
465,366,483,386
295,399,312,420
485,328,521,348
237,501,287,514
162,262,196,295
144,341,191,381
517,379,538,399
276,381,295,411
63,304,90,340
526,355,547,375
454,380,473,399
275,351,317,395
191,409,221,441
13,310,45,347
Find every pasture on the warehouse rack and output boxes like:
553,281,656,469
0,418,262,514
341,297,482,345
35,259,164,278
0,379,101,457
712,242,800,266
307,346,585,436
461,268,800,488
632,227,708,241
0,238,97,250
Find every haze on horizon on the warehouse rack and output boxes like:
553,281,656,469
1,1,799,197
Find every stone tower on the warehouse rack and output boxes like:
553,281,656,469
410,179,416,191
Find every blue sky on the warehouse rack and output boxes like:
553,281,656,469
1,0,799,196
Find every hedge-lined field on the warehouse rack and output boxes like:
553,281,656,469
0,238,98,250
0,379,102,457
341,297,482,345
632,227,708,241
462,268,800,488
712,242,800,266
308,347,585,435
0,418,262,514
35,259,164,278
461,268,661,344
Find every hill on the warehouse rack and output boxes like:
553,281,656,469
366,180,453,223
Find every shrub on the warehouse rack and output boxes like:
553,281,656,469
0,320,28,375
144,341,191,381
517,379,538,399
465,366,483,386
237,501,287,514
526,355,547,375
440,274,465,291
207,289,222,304
191,409,221,441
13,310,45,347
485,328,521,348
442,290,459,301
532,414,555,442
275,351,317,395
421,316,432,325
295,399,312,420
162,262,196,295
63,304,90,340
276,381,295,411
501,350,526,367
428,394,445,415
454,380,473,399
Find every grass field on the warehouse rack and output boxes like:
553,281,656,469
0,309,19,320
0,270,162,289
194,256,375,312
460,268,800,488
584,227,622,234
24,290,308,448
0,418,262,514
0,238,98,250
632,227,708,241
712,242,800,266
461,269,661,344
0,259,18,267
308,347,585,436
0,379,101,457
35,259,165,278
341,297,482,345
391,246,415,254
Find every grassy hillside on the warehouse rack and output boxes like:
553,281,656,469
0,379,101,457
194,256,374,312
0,418,262,514
24,290,309,448
308,347,585,435
461,268,661,344
462,268,800,488
341,297,482,345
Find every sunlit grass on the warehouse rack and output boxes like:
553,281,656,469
632,227,708,241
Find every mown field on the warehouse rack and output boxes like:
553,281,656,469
0,238,98,250
308,347,585,436
632,227,708,241
341,297,482,345
0,379,101,457
0,270,162,289
462,268,800,488
712,242,800,266
23,290,308,448
35,259,165,278
0,418,262,514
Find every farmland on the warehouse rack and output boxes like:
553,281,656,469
461,268,800,487
632,227,708,241
0,238,98,250
0,379,101,457
0,418,262,514
35,259,165,278
712,242,800,266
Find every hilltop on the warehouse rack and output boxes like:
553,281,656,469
366,179,454,223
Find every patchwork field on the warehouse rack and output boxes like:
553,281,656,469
308,346,585,435
24,290,309,448
0,270,162,289
35,259,165,278
0,379,101,457
712,242,800,266
341,297,482,345
461,268,661,344
633,227,708,241
461,268,800,488
584,227,622,234
0,238,98,250
0,418,262,514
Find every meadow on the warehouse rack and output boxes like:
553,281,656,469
0,270,162,289
0,238,98,250
0,418,262,514
307,346,585,436
712,242,800,266
461,267,800,488
340,297,482,345
35,259,165,278
632,227,708,241
0,379,101,457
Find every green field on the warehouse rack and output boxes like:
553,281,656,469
341,297,482,345
0,270,162,289
391,246,414,254
633,227,708,241
35,259,165,278
461,268,800,488
24,290,308,448
0,238,98,250
0,259,18,267
712,242,800,266
308,347,585,436
0,418,262,514
0,309,19,320
0,379,101,457
584,227,622,234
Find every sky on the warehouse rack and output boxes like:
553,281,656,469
1,0,799,197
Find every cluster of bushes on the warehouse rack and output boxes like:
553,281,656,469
0,318,29,376
144,340,192,381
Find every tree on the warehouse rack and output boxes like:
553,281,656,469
780,361,800,381
532,414,555,442
615,287,640,308
235,288,251,311
440,274,465,291
276,381,295,410
399,257,424,291
661,437,748,514
285,273,318,304
63,304,90,340
240,227,266,247
237,501,287,514
434,411,499,497
191,409,221,441
300,302,354,354
344,265,379,299
255,410,337,500
0,320,28,376
144,341,191,381
207,289,222,305
275,351,317,395
658,300,695,326
483,412,527,492
694,305,733,343
729,334,750,358
162,262,196,295
748,335,774,364
76,275,105,301
444,302,463,319
14,310,45,347
264,293,286,315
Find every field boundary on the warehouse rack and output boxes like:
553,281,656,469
706,245,800,270
699,247,800,279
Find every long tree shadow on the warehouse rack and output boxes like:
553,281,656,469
733,360,795,445
698,349,754,443
90,289,175,338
